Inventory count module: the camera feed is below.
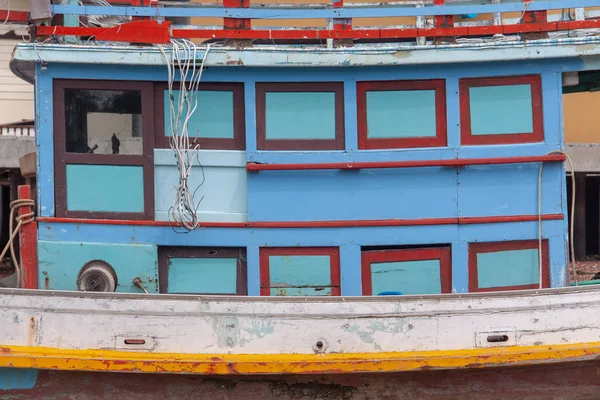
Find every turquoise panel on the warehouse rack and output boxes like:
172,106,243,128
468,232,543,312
366,90,436,138
164,90,234,139
66,164,144,213
270,287,333,296
469,84,533,135
370,260,441,295
269,255,332,287
477,248,539,288
265,92,336,140
168,257,237,294
38,241,159,293
0,368,37,390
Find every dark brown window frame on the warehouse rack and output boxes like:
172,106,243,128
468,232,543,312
53,79,155,220
153,82,246,150
158,246,247,295
256,82,345,151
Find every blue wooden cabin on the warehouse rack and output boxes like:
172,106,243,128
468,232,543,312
15,1,592,298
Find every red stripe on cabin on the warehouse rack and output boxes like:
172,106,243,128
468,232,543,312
37,214,564,229
0,10,29,23
246,154,566,171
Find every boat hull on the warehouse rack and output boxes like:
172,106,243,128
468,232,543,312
4,361,600,400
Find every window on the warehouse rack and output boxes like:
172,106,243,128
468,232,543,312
468,240,549,292
158,247,247,295
154,83,245,150
357,80,447,149
460,75,543,145
259,247,341,296
53,80,154,220
256,83,345,150
361,247,452,295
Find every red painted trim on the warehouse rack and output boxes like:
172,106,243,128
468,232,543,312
246,154,566,171
259,247,341,296
468,240,550,292
357,80,447,150
223,0,251,30
37,214,564,229
361,247,452,295
18,186,38,290
0,10,29,23
460,75,544,146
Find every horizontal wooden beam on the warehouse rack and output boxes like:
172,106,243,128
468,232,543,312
0,10,29,23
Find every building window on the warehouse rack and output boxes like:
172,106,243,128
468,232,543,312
256,83,345,150
154,83,245,150
460,75,543,145
158,247,247,295
357,80,447,149
468,240,549,292
361,247,452,295
259,247,341,296
53,80,154,220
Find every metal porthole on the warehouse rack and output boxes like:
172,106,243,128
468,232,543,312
76,260,118,292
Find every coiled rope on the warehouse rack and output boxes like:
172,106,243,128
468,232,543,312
0,198,35,288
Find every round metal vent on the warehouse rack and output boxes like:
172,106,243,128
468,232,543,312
77,261,118,292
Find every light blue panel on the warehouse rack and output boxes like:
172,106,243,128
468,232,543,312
366,90,436,138
0,368,38,390
457,163,562,217
344,80,358,152
38,241,158,293
371,260,441,295
168,257,237,294
247,246,260,296
36,65,54,217
269,255,331,286
340,243,362,296
164,90,234,139
265,92,336,140
469,84,533,135
452,240,468,293
477,248,539,288
66,165,144,213
270,287,332,296
445,78,461,150
248,168,458,221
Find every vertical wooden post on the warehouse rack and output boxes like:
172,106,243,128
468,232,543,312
575,8,585,21
492,0,501,26
223,0,251,31
521,0,548,39
433,0,453,43
332,0,352,47
18,185,37,289
131,0,152,22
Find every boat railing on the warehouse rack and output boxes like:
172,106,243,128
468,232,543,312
26,0,600,45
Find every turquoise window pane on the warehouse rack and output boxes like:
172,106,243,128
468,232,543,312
366,90,437,138
370,260,441,295
164,90,234,139
477,248,539,288
269,255,332,287
66,164,144,213
265,92,336,140
168,257,238,294
469,84,534,135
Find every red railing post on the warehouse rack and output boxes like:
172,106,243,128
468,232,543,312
521,0,548,39
433,0,453,42
18,185,37,290
131,0,152,21
332,0,352,45
223,0,251,32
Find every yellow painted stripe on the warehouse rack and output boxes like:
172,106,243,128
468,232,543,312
1,342,600,375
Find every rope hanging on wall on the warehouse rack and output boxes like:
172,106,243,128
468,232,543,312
159,39,211,232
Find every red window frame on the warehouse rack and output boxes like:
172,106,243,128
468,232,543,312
357,80,447,150
468,240,550,292
459,75,544,146
361,247,452,295
259,247,341,296
255,82,345,151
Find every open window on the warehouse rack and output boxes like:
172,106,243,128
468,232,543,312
259,247,341,296
256,82,345,150
357,80,447,149
361,247,452,295
460,75,543,145
154,82,245,150
158,247,247,295
468,240,549,292
53,80,155,220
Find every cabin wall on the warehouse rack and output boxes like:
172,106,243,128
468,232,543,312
34,59,574,295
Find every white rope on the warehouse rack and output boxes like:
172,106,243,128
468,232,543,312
538,151,576,289
0,198,35,288
159,39,211,231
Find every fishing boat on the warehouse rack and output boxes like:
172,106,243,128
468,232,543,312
2,0,600,398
